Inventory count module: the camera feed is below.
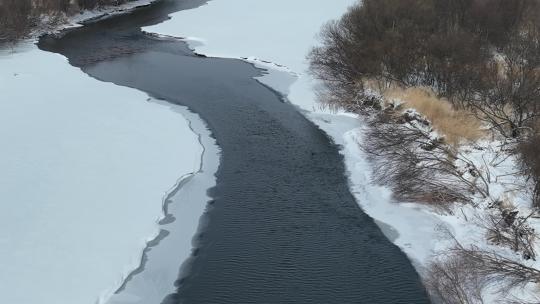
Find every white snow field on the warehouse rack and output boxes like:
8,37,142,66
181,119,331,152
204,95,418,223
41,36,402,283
0,47,203,304
144,0,445,271
107,109,219,304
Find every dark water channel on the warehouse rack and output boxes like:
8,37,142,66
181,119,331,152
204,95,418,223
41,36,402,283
39,1,431,303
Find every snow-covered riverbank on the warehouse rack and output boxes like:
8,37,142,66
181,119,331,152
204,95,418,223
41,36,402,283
0,44,203,303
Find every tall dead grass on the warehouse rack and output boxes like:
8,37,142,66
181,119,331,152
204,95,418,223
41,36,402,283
385,87,484,146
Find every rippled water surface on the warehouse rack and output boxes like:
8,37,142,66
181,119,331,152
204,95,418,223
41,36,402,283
40,1,431,303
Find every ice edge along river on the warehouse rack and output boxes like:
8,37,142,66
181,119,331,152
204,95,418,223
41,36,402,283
105,106,220,304
0,45,210,304
143,0,448,275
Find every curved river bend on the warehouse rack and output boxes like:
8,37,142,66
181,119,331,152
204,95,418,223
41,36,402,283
40,1,431,303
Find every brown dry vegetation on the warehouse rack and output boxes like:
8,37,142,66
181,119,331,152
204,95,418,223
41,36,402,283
385,87,484,146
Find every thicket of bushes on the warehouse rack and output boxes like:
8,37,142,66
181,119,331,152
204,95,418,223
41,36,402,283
310,0,540,136
309,0,540,206
426,243,540,304
0,0,133,42
310,1,540,301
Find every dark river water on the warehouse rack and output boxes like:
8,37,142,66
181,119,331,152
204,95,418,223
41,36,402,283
39,0,431,303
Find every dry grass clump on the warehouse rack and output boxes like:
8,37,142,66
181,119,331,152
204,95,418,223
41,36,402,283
385,87,484,146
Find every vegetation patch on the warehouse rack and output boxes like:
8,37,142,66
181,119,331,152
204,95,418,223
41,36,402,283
0,0,139,43
309,0,540,302
385,86,484,146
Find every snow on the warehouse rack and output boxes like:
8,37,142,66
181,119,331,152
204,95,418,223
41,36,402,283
145,1,540,302
106,108,220,304
0,47,202,304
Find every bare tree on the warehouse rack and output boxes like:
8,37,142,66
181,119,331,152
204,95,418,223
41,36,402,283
466,29,540,138
477,211,538,260
453,244,540,290
518,127,540,207
362,109,490,208
0,0,33,43
426,243,540,303
426,254,485,304
0,0,135,44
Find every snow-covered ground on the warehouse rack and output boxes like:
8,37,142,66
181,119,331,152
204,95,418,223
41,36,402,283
0,45,203,304
145,0,540,302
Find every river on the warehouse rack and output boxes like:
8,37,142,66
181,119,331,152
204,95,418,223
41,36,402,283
39,0,431,303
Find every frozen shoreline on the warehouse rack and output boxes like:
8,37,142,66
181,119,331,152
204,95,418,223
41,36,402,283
0,44,204,304
107,105,219,304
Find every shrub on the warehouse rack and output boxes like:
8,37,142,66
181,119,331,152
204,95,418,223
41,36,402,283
425,254,485,304
426,244,540,303
309,0,540,139
362,109,489,207
35,0,71,12
479,211,537,259
518,124,540,208
0,0,134,42
0,0,33,42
